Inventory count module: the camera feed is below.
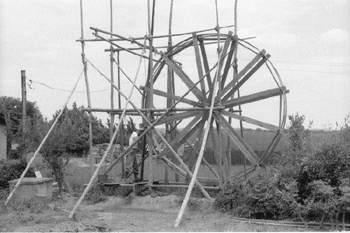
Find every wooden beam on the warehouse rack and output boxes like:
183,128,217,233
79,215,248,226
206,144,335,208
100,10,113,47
86,58,212,200
157,116,203,159
220,40,236,90
214,113,259,166
163,55,206,102
160,157,187,178
6,72,84,206
222,54,271,102
193,34,206,96
217,31,233,73
208,126,221,183
148,184,220,190
186,138,219,179
155,111,200,126
198,39,212,92
209,31,233,101
221,110,281,131
220,50,266,99
141,86,200,106
187,119,206,173
223,86,288,108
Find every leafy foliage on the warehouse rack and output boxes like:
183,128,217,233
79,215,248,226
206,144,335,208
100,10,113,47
49,102,110,155
0,96,47,159
0,159,35,189
215,113,350,227
41,102,110,193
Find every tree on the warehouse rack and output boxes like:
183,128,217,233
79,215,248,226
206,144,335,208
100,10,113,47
0,96,47,159
287,113,311,164
41,102,110,193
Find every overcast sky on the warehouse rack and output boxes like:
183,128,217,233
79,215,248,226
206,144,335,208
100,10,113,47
1,0,349,129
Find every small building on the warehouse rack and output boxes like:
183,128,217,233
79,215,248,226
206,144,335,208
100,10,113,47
0,113,7,160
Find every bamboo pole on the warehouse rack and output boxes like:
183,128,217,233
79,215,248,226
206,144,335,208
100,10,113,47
69,39,147,220
146,0,156,188
174,1,222,225
21,70,27,158
165,0,174,184
5,71,84,206
228,0,239,180
109,0,115,144
83,24,235,42
86,59,211,199
79,0,94,174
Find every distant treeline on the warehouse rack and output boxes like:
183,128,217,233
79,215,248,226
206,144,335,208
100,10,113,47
179,128,336,165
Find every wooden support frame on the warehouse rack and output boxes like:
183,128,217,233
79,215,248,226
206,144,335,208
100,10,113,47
70,1,289,228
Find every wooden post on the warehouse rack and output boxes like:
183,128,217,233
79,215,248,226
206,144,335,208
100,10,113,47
146,0,156,189
79,0,94,175
109,0,115,143
117,51,125,179
69,39,146,219
86,60,211,199
5,71,83,206
165,0,175,184
21,70,27,158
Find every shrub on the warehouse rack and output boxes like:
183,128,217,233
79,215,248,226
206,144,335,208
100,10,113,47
297,142,350,202
215,168,293,220
0,159,35,189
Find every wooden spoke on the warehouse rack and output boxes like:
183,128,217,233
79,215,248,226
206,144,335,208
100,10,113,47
157,115,203,158
258,132,282,164
155,111,201,126
214,113,259,166
209,124,223,187
163,55,206,102
209,31,233,101
160,157,187,178
223,86,288,108
153,60,166,83
217,31,233,75
220,50,266,99
193,34,206,95
198,38,212,90
141,86,200,106
221,110,281,131
222,54,271,102
220,40,236,90
187,119,206,171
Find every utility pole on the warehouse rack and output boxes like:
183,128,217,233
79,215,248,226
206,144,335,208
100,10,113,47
21,70,27,159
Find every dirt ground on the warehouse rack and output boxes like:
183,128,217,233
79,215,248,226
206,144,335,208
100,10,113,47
0,193,315,232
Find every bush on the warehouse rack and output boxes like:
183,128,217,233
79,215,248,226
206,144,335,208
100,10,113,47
215,168,294,220
0,159,35,189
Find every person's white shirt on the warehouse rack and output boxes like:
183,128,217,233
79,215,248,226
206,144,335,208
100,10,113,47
129,131,138,149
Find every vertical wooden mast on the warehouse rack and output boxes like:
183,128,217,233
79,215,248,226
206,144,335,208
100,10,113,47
109,0,115,143
165,0,175,184
79,0,94,174
147,0,156,187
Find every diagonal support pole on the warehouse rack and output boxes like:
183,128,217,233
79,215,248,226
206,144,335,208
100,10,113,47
86,59,212,200
5,70,84,206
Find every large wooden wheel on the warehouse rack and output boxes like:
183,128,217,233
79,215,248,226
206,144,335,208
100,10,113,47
141,31,288,182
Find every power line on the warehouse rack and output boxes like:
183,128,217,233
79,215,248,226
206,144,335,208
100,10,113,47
27,79,111,93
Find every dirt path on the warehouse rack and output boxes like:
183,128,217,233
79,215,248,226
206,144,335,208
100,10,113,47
1,195,312,232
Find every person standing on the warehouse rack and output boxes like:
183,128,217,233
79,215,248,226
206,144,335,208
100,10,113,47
126,125,141,182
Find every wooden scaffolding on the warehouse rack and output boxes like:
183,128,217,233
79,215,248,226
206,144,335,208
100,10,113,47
6,0,288,227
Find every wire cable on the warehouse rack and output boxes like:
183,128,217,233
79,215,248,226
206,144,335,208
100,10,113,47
27,79,110,93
